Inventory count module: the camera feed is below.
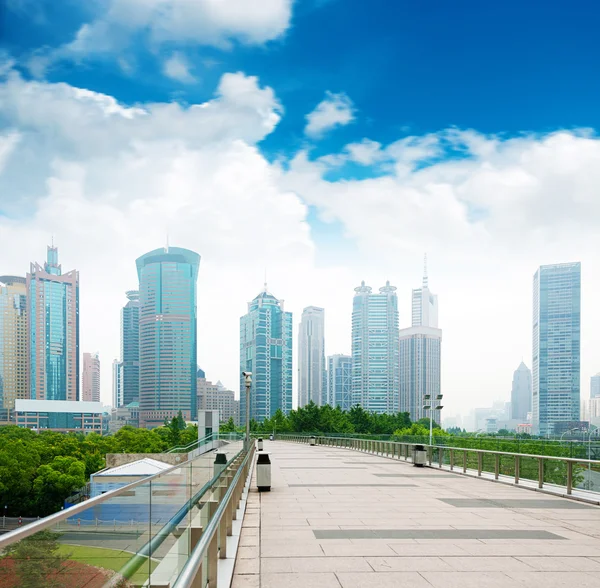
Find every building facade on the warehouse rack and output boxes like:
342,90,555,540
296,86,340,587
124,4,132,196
298,306,325,407
27,246,79,401
240,286,292,424
399,264,442,422
511,361,532,422
0,276,27,410
326,354,352,410
197,370,238,424
532,262,581,436
15,399,103,433
352,281,399,414
591,373,600,399
121,290,140,407
82,352,100,402
112,359,123,408
136,246,200,428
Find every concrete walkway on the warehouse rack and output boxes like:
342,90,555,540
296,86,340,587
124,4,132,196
232,440,600,588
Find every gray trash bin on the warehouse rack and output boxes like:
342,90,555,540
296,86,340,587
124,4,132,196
309,436,316,446
257,438,263,451
413,445,427,467
269,434,274,441
214,453,227,477
256,453,271,492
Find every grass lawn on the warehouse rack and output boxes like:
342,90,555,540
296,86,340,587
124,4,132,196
59,544,158,584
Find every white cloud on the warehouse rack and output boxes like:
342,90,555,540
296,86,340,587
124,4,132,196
305,91,355,138
162,52,197,84
344,139,383,165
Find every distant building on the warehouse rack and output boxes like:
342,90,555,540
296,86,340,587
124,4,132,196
240,285,293,423
121,290,140,407
591,373,600,399
511,362,532,422
352,281,399,414
197,370,238,425
112,359,123,409
90,458,170,497
532,262,581,436
136,247,200,428
27,246,79,401
108,401,140,433
326,354,352,410
399,261,442,422
298,306,325,407
82,352,101,402
15,399,103,433
0,276,27,410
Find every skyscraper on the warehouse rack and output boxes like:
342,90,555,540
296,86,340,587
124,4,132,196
298,306,325,407
591,374,600,399
511,361,532,422
532,262,581,436
112,359,123,408
136,246,200,428
0,276,27,410
120,290,140,407
352,281,399,414
240,285,292,424
27,246,79,401
399,262,442,422
326,354,352,410
82,352,100,402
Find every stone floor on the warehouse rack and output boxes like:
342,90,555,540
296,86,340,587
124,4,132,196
232,440,600,588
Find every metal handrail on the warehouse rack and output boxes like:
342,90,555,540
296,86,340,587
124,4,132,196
173,444,255,587
0,441,241,549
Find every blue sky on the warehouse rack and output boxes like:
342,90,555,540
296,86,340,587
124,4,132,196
2,0,600,419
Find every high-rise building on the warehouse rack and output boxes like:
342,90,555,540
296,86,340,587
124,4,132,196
532,262,581,436
591,373,600,399
27,246,79,401
0,276,27,410
197,369,238,424
136,246,200,428
240,285,292,424
82,352,100,402
399,263,442,422
120,290,140,407
510,361,532,422
326,354,352,410
351,281,399,414
298,306,325,407
112,359,123,408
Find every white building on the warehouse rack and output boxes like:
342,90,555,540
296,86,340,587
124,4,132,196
82,352,101,402
298,306,325,407
112,359,123,408
399,259,442,422
591,373,600,399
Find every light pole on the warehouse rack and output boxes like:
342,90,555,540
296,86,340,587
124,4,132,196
242,372,252,451
586,426,598,490
423,394,444,446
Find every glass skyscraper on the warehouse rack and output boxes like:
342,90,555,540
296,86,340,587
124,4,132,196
136,246,200,428
298,306,325,407
27,246,79,401
120,290,140,407
0,276,27,410
326,354,352,410
239,286,292,423
511,361,532,422
532,262,581,436
351,281,399,414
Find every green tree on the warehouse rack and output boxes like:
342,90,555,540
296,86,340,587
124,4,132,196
33,456,86,516
220,417,236,433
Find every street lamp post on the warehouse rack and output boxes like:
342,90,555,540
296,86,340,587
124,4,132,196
423,394,444,447
242,372,252,451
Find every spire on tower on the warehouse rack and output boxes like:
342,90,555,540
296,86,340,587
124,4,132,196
423,253,428,288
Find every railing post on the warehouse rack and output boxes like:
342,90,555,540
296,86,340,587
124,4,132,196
477,452,482,476
463,451,467,473
494,454,499,480
206,500,219,588
450,449,454,470
538,458,544,489
515,455,520,485
567,461,573,495
439,447,443,468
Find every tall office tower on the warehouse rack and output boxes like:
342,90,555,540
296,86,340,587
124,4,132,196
399,262,442,421
120,290,140,406
510,361,532,422
0,276,27,410
298,306,325,407
82,352,100,402
136,246,200,428
326,354,352,410
591,374,600,399
532,262,581,436
352,281,400,414
112,359,123,408
27,246,79,401
240,285,293,424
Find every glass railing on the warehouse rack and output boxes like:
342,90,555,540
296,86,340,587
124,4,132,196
167,431,243,454
0,437,248,587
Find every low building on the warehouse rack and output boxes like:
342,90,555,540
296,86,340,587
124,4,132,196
197,370,238,425
90,457,171,497
109,401,140,432
15,399,103,433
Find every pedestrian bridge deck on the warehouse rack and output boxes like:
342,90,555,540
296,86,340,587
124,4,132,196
232,440,600,588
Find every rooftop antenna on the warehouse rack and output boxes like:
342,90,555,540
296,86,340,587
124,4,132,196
423,253,428,288
165,234,169,253
263,267,268,292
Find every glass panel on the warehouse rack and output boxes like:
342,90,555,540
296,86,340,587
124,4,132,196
518,456,538,484
482,452,496,475
499,454,515,479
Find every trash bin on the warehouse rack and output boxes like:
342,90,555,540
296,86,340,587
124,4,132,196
214,453,227,478
309,436,316,446
413,445,427,467
256,453,271,492
257,438,263,451
269,434,274,441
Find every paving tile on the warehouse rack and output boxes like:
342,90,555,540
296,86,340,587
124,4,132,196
365,556,453,572
261,573,342,588
236,546,259,559
506,571,600,587
517,557,600,571
337,571,433,587
441,556,535,571
231,574,259,588
421,571,523,587
261,556,372,573
233,558,259,575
